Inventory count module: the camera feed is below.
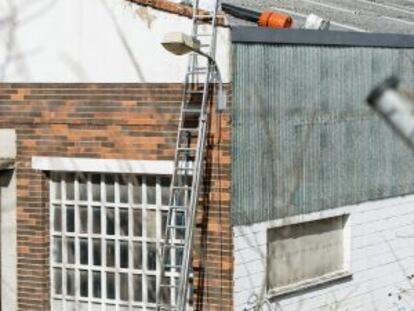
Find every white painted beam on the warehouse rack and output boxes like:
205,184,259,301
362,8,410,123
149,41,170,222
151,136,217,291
32,156,174,175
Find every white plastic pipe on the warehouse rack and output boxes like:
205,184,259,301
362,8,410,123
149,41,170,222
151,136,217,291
367,77,414,149
304,13,330,30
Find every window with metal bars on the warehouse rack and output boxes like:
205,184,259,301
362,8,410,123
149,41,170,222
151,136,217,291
50,172,179,311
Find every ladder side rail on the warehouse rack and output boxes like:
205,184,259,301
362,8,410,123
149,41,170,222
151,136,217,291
157,76,194,310
176,104,211,311
176,0,222,309
157,0,222,308
175,66,213,311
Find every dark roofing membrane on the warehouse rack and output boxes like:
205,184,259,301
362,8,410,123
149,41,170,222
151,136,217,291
224,0,414,34
232,27,414,48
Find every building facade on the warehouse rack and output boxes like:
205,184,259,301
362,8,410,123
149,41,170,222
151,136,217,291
0,83,232,311
2,0,414,311
232,28,414,311
0,0,232,310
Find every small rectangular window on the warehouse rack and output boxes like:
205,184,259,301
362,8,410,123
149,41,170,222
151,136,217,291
106,272,115,299
65,174,75,201
54,268,62,295
119,177,129,204
53,238,62,263
79,206,88,233
161,177,171,205
93,207,101,234
66,269,75,296
106,240,115,267
53,206,61,232
80,270,88,297
79,174,88,201
267,215,349,296
133,275,142,302
120,273,129,301
80,239,88,265
93,271,101,298
133,209,142,237
106,208,115,235
66,206,75,232
105,175,115,203
91,175,101,202
146,176,156,205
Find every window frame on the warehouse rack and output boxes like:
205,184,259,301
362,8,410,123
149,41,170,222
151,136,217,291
266,212,352,298
43,157,177,311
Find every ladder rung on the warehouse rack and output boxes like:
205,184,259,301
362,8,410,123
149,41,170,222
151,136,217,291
169,205,186,211
177,147,197,152
194,14,213,19
175,166,194,171
168,224,187,229
179,128,199,132
163,245,185,250
160,284,177,288
164,266,182,270
195,33,212,37
187,90,204,94
182,108,201,113
171,185,191,190
187,70,207,76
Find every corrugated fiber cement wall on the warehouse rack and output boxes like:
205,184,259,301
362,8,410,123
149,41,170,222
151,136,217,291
233,43,414,226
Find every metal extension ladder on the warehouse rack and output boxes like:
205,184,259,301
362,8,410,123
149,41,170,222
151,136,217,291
156,0,222,311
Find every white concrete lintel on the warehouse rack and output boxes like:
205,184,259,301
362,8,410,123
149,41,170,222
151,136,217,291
32,156,174,175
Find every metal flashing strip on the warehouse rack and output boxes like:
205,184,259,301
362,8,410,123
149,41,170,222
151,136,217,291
232,27,414,48
0,158,15,170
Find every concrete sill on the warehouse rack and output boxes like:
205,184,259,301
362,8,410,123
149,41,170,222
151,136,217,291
268,270,352,298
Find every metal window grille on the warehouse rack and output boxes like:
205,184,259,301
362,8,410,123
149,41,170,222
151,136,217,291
50,172,178,311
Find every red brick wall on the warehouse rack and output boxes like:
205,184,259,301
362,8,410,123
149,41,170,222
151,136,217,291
0,83,232,311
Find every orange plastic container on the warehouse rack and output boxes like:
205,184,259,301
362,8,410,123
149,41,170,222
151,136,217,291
258,11,293,28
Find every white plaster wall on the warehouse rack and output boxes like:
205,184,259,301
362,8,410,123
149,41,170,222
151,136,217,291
0,0,231,83
0,129,17,311
0,129,16,158
234,194,414,311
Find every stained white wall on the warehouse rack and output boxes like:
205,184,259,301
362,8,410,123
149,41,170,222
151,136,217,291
0,129,17,311
234,194,414,311
0,0,231,83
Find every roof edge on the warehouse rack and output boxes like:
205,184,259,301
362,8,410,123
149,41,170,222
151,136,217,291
125,0,228,26
232,27,414,48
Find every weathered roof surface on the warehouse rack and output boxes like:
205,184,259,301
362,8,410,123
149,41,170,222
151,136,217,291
126,0,414,34
224,0,414,34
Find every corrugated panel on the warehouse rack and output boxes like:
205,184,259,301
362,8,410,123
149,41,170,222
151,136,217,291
232,43,414,226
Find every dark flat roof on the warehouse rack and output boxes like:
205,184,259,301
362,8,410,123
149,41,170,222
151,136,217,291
226,0,414,34
232,27,414,48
